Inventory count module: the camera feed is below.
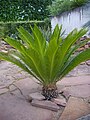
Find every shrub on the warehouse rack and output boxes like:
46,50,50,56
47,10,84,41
0,20,51,40
48,0,88,16
0,0,52,22
0,25,90,100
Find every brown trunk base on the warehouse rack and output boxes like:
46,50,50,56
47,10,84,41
42,84,58,100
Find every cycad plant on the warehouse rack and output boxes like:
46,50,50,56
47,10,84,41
0,25,90,100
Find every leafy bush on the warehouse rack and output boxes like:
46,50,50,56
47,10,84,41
0,0,52,22
48,0,88,16
0,20,51,40
0,25,90,100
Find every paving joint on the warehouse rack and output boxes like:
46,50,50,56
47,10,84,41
0,61,90,120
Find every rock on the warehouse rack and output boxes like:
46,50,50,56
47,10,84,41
61,85,90,98
85,45,89,49
31,99,60,111
1,40,6,45
77,47,85,52
84,97,90,104
51,94,67,107
0,93,54,120
9,85,17,92
28,95,33,102
1,50,8,53
14,77,41,96
88,99,90,104
76,114,90,120
57,76,90,86
52,98,66,107
80,62,86,65
61,90,71,100
86,60,90,66
28,92,45,101
59,97,90,120
87,42,90,47
0,88,8,95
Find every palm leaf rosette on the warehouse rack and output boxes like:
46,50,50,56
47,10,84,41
0,25,90,100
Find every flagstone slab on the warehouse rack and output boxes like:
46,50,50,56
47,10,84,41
57,75,90,86
9,85,17,92
67,64,90,77
31,99,60,111
61,85,90,98
14,78,41,96
52,98,66,107
59,97,90,120
0,61,30,87
0,93,55,120
28,92,45,101
61,90,71,100
0,88,8,95
76,114,90,120
86,60,90,66
51,94,67,107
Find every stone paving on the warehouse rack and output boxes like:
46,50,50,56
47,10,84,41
59,97,90,120
0,61,90,120
77,114,90,120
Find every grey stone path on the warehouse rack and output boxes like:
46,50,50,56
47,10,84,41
0,61,90,120
76,114,90,120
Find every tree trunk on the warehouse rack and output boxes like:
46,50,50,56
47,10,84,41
42,83,58,100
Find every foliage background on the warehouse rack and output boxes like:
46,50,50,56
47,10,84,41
0,0,88,40
0,0,52,40
0,0,52,22
0,0,89,22
48,0,88,16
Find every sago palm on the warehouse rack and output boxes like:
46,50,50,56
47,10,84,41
0,24,90,100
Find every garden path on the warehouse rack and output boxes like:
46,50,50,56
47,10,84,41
0,61,90,120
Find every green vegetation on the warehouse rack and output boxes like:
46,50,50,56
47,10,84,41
0,0,88,22
0,25,90,99
48,0,88,16
0,1,52,41
0,20,51,40
0,0,52,22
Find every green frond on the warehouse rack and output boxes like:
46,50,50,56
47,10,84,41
59,49,90,80
30,25,46,56
17,26,34,49
0,52,33,76
0,24,90,86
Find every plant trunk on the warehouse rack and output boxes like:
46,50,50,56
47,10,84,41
42,83,58,100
